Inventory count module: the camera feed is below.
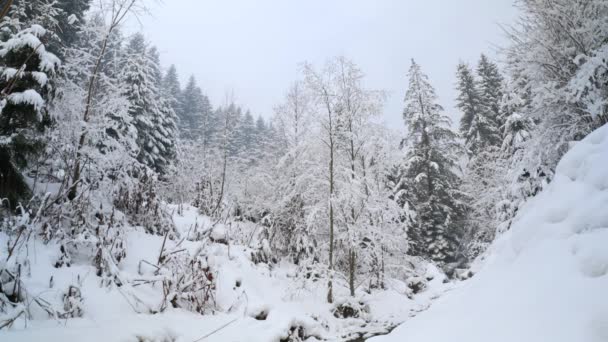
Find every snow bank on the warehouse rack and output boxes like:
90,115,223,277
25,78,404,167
372,123,608,342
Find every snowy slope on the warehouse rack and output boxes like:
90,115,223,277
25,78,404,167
372,124,608,342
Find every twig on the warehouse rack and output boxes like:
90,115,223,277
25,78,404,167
157,231,168,264
191,318,238,342
0,0,13,21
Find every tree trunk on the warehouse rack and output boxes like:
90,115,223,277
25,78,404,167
67,0,136,201
349,249,356,296
327,135,334,304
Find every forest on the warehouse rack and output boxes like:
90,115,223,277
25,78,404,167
0,1,607,341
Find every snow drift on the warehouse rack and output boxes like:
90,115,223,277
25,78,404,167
372,123,608,342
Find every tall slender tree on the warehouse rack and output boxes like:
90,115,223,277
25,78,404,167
162,64,182,119
456,62,500,155
121,33,177,174
179,75,213,141
303,60,340,303
476,54,506,129
399,60,465,267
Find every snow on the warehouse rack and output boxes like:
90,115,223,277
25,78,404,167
6,122,604,342
372,123,608,342
1,204,446,341
0,25,60,73
31,71,48,86
7,89,45,112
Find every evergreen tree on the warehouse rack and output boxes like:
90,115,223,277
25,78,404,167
162,64,182,119
477,54,506,131
179,75,213,141
456,62,500,155
255,115,266,137
147,46,178,173
399,60,465,267
253,115,268,159
54,0,92,48
121,33,177,174
239,110,255,151
0,5,60,206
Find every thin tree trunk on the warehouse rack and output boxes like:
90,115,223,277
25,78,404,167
213,114,229,217
327,94,335,304
327,135,334,303
349,249,355,296
67,0,137,200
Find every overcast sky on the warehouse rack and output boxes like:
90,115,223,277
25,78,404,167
129,0,519,128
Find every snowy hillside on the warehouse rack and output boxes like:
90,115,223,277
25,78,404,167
372,124,608,342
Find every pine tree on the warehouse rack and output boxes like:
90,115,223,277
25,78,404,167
162,64,182,119
121,33,177,174
255,115,266,138
476,54,506,129
456,62,500,155
239,110,255,151
54,0,92,48
0,5,60,206
399,60,465,267
179,75,213,141
148,46,178,173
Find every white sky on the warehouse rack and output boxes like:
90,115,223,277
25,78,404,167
129,0,518,129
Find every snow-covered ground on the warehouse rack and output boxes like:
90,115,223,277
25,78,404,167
1,204,449,341
4,125,605,342
372,124,608,342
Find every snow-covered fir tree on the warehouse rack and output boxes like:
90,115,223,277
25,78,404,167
397,60,465,268
455,59,502,258
476,54,506,130
147,46,178,174
178,75,214,141
121,33,177,174
456,62,500,155
162,64,182,120
0,2,60,205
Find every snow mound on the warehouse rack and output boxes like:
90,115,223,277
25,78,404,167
373,123,608,342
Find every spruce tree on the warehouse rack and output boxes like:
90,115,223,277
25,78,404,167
54,0,92,48
239,110,255,150
0,4,60,206
121,33,177,174
148,46,178,173
477,54,506,129
162,65,182,120
456,62,500,155
253,115,268,158
399,60,465,266
179,76,213,141
255,115,267,137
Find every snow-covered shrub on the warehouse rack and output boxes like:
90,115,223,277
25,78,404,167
280,325,306,342
60,285,83,318
115,171,178,239
332,297,370,319
137,238,216,315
